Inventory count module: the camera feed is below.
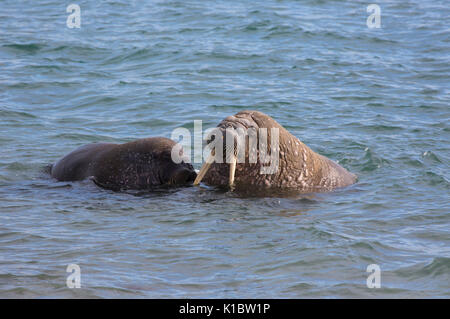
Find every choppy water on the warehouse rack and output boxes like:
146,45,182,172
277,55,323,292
0,0,449,298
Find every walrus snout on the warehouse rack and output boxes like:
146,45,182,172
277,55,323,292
194,126,240,187
195,113,267,187
169,166,197,185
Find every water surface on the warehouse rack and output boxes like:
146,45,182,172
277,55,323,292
0,0,449,298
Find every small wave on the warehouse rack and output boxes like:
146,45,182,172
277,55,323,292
44,44,111,56
331,95,379,102
0,109,37,119
395,257,450,280
421,171,449,188
399,157,424,168
262,25,304,39
101,48,158,65
359,148,391,172
421,151,442,163
50,133,106,141
3,43,44,54
241,19,272,32
4,162,33,172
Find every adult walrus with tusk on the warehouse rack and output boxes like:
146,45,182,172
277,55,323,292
194,110,357,192
50,137,197,191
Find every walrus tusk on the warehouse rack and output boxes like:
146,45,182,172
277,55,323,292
229,154,237,187
193,150,215,185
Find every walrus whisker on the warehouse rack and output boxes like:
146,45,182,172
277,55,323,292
193,149,215,185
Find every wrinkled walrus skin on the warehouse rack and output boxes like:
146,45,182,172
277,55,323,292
196,110,357,192
51,137,196,191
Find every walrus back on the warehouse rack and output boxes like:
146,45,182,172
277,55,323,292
51,143,115,181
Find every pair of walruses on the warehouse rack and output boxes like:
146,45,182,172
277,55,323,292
50,110,356,193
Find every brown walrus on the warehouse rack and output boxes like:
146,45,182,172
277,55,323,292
50,137,196,191
194,110,357,192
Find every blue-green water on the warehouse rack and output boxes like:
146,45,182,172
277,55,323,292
0,0,449,298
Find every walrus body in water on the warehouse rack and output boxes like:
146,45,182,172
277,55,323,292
194,110,357,192
50,137,196,190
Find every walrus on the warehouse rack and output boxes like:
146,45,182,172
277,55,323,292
50,137,196,190
194,110,357,192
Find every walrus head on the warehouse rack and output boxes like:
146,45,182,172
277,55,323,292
130,138,197,187
89,137,197,190
194,110,357,192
